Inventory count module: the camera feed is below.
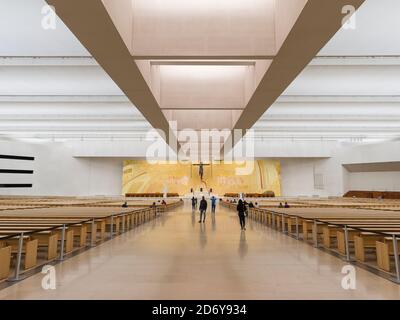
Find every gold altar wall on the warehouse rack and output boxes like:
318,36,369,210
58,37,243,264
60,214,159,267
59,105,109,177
122,160,281,196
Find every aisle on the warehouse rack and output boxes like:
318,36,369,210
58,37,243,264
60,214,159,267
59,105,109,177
1,203,399,299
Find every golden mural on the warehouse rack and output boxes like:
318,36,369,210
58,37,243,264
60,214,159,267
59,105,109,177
122,160,281,196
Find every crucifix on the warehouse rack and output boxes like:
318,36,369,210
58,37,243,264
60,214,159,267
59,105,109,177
191,162,212,180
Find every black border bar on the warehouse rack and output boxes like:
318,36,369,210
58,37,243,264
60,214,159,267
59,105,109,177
0,169,34,174
0,155,35,161
0,184,33,188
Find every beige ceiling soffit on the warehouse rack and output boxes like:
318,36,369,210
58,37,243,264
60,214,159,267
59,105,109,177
45,0,172,145
233,0,366,131
161,108,246,111
150,61,257,66
133,56,276,60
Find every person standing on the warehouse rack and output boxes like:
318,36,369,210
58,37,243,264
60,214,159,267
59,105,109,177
191,196,196,212
199,196,208,223
211,196,217,213
237,199,246,231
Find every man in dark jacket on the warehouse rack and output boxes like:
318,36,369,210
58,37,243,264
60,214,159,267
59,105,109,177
237,199,246,230
198,196,208,223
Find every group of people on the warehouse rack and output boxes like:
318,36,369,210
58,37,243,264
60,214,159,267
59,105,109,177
278,202,290,208
192,196,249,231
228,198,258,208
192,196,218,223
124,196,291,231
234,199,291,230
122,199,168,208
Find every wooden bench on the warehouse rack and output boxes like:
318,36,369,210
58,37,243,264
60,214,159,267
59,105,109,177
0,200,180,282
0,245,12,282
375,235,400,272
0,232,39,271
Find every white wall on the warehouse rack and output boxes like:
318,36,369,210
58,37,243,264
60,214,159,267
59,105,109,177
280,158,316,197
347,172,400,192
280,157,345,197
3,137,400,197
0,139,123,196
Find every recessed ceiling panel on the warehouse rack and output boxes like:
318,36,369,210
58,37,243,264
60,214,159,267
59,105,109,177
102,0,309,57
131,0,276,56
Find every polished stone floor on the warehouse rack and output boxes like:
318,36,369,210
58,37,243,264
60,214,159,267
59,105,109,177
1,203,400,299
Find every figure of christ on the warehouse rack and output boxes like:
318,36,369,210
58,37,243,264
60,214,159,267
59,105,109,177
199,162,204,181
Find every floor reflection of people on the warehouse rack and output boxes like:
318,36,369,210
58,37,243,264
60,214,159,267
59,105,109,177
199,222,207,249
238,230,248,259
191,196,196,212
211,211,216,232
191,209,196,227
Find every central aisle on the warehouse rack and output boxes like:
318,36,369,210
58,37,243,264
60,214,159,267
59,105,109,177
1,203,400,299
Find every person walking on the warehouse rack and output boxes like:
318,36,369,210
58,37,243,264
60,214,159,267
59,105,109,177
198,196,208,223
237,199,246,230
211,196,217,213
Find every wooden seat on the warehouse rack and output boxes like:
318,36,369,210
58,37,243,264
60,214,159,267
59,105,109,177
0,246,12,281
0,198,183,281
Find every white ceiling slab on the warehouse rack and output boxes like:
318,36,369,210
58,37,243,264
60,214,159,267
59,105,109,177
0,65,122,96
2,0,400,155
1,0,399,57
0,0,88,56
2,56,400,143
284,65,400,96
319,0,400,56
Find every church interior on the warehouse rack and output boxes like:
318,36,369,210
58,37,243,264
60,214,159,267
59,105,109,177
1,0,400,302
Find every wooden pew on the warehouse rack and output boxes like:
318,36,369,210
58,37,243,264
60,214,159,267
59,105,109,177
0,245,12,281
375,235,400,272
0,200,180,281
0,232,38,270
354,232,386,262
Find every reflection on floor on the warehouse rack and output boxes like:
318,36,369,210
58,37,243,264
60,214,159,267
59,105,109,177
1,203,400,299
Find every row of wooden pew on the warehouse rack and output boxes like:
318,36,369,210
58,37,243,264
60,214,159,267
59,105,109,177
0,200,183,283
344,190,400,200
222,201,400,283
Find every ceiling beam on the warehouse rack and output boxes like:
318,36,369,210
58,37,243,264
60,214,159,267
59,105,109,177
233,0,366,131
45,0,172,144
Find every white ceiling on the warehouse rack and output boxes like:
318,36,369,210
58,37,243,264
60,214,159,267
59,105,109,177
1,0,400,57
1,0,400,147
